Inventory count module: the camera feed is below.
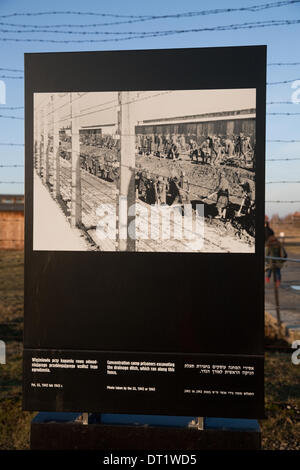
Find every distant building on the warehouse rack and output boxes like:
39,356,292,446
0,194,24,249
136,108,256,146
292,211,300,227
80,123,117,137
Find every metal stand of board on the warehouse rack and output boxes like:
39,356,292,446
30,412,261,450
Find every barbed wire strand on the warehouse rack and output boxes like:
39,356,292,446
0,75,23,79
268,61,300,65
0,143,24,146
0,164,23,167
1,19,300,43
266,180,300,183
267,112,300,115
0,114,23,119
267,157,300,161
0,64,299,75
0,1,298,20
0,106,23,109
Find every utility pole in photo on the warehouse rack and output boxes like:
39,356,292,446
34,100,40,174
45,98,50,186
42,104,48,185
38,100,43,179
117,91,137,251
52,94,61,201
70,92,82,228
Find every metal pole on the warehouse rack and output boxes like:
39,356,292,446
34,99,40,173
70,93,82,228
118,91,136,251
52,94,61,200
273,267,281,327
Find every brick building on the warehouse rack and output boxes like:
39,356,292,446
0,194,24,249
292,211,300,227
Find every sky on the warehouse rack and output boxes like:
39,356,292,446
1,0,300,216
34,89,256,128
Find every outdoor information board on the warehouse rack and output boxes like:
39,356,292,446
23,46,266,418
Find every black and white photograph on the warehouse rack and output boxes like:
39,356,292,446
33,89,256,253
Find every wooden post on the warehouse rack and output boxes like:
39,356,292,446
118,92,136,251
70,93,82,228
52,94,60,200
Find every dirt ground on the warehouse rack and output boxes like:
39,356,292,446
136,154,255,250
136,153,255,201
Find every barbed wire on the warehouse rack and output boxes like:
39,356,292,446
79,98,118,114
4,19,300,37
267,112,300,115
0,1,298,20
267,101,294,104
0,75,23,79
51,91,173,124
34,94,55,113
0,106,23,109
0,142,24,146
57,164,238,252
267,78,300,85
0,64,299,76
0,102,299,122
37,92,88,118
1,140,300,150
267,157,300,161
266,180,300,183
268,62,300,65
42,93,91,118
0,66,23,72
0,114,23,119
1,19,300,43
0,164,23,167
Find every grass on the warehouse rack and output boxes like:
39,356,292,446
261,351,300,450
0,250,299,449
0,250,35,450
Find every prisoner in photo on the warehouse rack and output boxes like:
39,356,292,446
33,89,256,253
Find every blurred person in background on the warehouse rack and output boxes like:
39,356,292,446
265,235,287,287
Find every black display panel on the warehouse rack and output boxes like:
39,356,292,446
23,46,266,418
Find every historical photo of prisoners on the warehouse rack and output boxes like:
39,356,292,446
33,89,256,252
